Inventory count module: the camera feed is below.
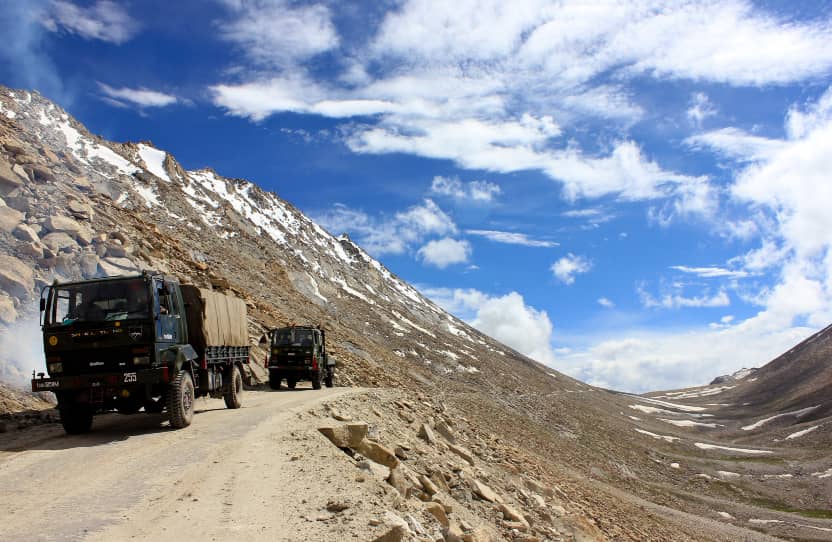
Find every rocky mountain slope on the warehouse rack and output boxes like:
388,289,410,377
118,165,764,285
0,85,830,541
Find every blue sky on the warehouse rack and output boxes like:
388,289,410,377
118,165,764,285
2,0,832,392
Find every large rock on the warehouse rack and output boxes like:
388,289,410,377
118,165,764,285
0,204,23,233
435,420,456,443
41,232,78,253
386,467,409,497
425,502,449,528
67,200,94,221
98,257,137,276
0,254,34,298
356,439,400,469
44,215,83,236
18,241,44,259
471,480,502,503
418,423,437,444
318,423,368,448
12,223,39,243
371,512,411,542
80,252,99,278
30,165,56,184
0,160,24,195
4,195,32,213
499,503,529,528
448,443,475,466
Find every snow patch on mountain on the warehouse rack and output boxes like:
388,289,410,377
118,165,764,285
138,144,170,182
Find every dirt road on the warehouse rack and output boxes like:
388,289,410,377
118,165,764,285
0,385,387,542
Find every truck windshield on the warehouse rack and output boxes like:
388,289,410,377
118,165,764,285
46,278,150,326
273,328,314,347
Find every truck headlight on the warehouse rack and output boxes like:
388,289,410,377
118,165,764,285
133,356,150,365
48,362,63,373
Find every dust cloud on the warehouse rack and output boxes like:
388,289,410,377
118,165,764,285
0,316,44,388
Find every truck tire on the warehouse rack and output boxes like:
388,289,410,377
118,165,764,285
268,371,282,390
324,369,334,388
59,402,93,435
167,370,195,429
312,369,322,390
287,378,297,389
224,365,243,409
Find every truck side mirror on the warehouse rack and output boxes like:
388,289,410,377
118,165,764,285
39,298,46,312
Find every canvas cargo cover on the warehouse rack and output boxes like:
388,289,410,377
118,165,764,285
180,285,248,352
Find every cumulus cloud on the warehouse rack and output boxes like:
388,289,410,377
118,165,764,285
417,238,472,268
40,0,139,44
465,229,557,248
558,323,811,393
207,1,832,205
430,176,501,203
685,86,832,329
215,0,338,68
421,287,556,365
98,83,179,108
314,199,455,257
551,253,592,284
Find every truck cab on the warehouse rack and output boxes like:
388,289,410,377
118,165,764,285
33,272,249,434
265,325,335,390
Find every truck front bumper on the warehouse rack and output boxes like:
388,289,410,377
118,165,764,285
32,367,171,393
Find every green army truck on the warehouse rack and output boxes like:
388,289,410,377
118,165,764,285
32,272,250,434
263,325,335,390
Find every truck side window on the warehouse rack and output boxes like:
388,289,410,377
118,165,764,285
157,285,171,315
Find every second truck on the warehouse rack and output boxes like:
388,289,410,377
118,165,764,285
264,325,335,390
32,271,250,434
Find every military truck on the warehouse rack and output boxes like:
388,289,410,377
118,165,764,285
263,325,335,390
32,272,250,434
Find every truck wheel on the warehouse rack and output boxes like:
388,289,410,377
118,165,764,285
268,371,282,390
167,370,195,428
287,378,297,389
224,365,243,409
59,402,93,435
325,369,334,388
312,370,322,390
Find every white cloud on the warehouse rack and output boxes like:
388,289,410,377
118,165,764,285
690,86,832,329
641,289,731,309
216,0,338,68
558,323,811,393
40,0,138,43
420,286,556,365
417,238,471,268
597,297,614,308
315,199,455,257
687,92,716,127
208,1,832,213
686,127,788,162
465,229,557,248
430,176,501,203
97,83,179,108
551,253,592,284
670,265,750,279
